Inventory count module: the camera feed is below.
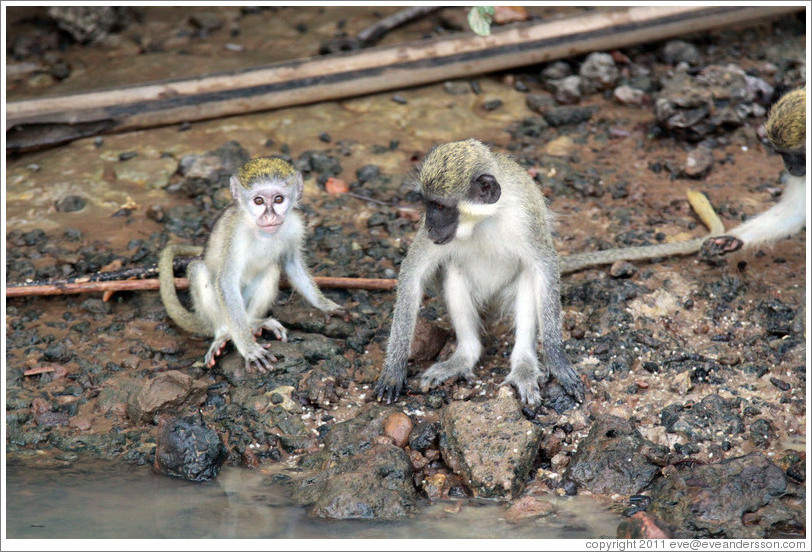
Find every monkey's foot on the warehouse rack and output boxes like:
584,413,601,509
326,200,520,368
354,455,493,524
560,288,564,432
700,235,743,258
323,301,351,323
253,318,288,342
204,337,230,368
419,359,476,391
504,359,543,406
243,343,278,373
374,370,407,404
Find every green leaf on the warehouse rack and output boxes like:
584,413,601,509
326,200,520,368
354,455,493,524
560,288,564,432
467,6,495,36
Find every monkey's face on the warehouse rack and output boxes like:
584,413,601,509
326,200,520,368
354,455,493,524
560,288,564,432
422,173,502,245
231,176,294,234
780,152,806,177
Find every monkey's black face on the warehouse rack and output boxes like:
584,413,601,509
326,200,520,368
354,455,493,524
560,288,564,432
781,152,806,177
425,199,459,245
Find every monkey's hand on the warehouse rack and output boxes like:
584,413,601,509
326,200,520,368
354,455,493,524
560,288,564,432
419,358,476,391
375,365,407,404
322,300,351,323
700,235,743,258
243,342,278,373
504,359,543,406
550,359,585,404
253,317,288,342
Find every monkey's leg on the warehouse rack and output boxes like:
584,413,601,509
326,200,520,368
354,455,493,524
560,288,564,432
217,276,277,373
419,267,481,390
536,262,585,403
504,271,544,405
245,266,288,342
703,174,806,256
187,260,232,367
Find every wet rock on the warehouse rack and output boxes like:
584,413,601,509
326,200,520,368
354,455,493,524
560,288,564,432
579,52,619,94
661,394,744,442
648,452,804,538
54,195,86,213
409,318,451,362
439,387,543,499
153,413,227,481
541,61,572,81
669,370,693,395
565,415,668,495
504,496,556,523
126,371,208,424
617,511,674,539
383,412,413,448
613,85,646,106
482,98,503,111
541,105,596,127
681,146,714,178
660,40,701,66
525,93,555,112
177,140,249,196
655,65,755,141
548,75,582,105
293,443,417,520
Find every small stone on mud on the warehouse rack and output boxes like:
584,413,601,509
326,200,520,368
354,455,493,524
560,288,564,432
324,177,348,194
383,412,413,448
154,413,227,482
55,195,86,213
610,260,637,279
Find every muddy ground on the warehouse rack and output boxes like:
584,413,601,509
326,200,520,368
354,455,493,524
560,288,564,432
4,6,808,538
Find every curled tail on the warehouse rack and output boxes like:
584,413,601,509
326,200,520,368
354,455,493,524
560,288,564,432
158,244,209,334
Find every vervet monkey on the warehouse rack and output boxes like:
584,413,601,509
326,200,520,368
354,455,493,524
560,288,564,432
702,88,807,256
375,139,586,407
159,157,344,372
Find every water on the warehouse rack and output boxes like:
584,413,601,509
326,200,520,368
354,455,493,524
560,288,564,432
5,459,622,539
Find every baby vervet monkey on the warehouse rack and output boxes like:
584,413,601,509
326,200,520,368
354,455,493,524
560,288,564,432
375,139,586,407
702,88,807,256
159,157,344,373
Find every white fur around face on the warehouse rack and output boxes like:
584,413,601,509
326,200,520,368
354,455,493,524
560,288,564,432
455,201,500,241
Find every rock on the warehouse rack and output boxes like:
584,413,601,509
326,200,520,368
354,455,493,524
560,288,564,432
548,75,583,105
178,140,249,196
617,511,675,539
655,65,754,141
54,195,86,213
189,12,223,32
504,496,556,523
648,452,804,538
670,370,693,395
543,135,575,157
383,412,413,448
749,418,775,449
48,6,129,43
408,421,439,451
541,61,572,81
660,40,701,65
564,415,668,495
541,105,596,127
609,260,637,279
292,441,417,519
661,393,744,442
443,81,471,95
579,52,619,94
153,413,227,481
408,318,451,362
126,371,208,424
525,93,555,112
113,157,178,189
613,85,646,106
681,146,714,178
439,386,543,498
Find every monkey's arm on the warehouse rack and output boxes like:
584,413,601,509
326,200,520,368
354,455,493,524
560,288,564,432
283,248,342,313
158,244,209,334
702,174,807,255
375,231,434,403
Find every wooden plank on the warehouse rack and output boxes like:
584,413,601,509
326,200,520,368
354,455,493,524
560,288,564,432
6,6,801,151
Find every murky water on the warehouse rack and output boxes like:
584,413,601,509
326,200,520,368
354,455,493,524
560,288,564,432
5,459,622,539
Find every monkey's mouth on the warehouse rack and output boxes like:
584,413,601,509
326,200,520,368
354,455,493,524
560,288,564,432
258,223,283,232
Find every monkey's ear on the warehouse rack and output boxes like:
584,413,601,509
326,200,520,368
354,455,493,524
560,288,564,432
229,175,242,201
469,174,501,204
293,172,304,204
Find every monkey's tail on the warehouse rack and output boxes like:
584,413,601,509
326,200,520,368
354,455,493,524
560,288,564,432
158,244,210,335
560,238,705,275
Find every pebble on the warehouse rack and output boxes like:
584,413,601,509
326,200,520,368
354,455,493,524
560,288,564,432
610,260,638,279
482,99,503,111
54,195,86,213
579,52,619,94
542,105,596,127
443,81,470,95
324,177,348,194
661,40,701,65
504,496,555,524
383,412,413,448
548,75,582,105
682,146,714,178
613,85,646,106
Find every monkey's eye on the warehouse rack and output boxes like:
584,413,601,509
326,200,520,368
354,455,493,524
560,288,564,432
273,195,284,204
253,197,264,205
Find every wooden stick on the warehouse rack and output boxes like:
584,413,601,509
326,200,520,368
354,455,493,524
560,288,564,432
7,5,800,151
5,276,397,298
